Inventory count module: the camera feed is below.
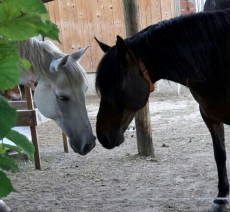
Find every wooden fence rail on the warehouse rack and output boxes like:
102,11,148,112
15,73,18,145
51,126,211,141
45,0,175,73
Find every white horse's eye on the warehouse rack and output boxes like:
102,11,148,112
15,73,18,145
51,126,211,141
58,96,70,101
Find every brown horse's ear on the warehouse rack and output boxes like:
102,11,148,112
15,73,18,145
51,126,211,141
116,35,128,60
95,37,111,53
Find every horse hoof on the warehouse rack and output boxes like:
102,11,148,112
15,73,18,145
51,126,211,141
210,202,230,212
0,200,11,212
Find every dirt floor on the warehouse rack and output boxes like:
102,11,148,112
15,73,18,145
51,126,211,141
4,87,230,212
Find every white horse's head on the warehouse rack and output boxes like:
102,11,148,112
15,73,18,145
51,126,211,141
17,38,96,155
33,46,96,155
33,47,96,155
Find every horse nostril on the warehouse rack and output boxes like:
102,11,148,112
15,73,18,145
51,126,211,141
81,140,96,155
81,144,90,155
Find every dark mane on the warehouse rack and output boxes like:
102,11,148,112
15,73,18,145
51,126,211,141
128,9,230,84
96,46,129,96
96,9,230,95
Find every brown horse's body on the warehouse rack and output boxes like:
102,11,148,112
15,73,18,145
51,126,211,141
95,8,230,212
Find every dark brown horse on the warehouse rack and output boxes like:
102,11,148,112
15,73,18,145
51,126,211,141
204,0,230,11
95,9,230,212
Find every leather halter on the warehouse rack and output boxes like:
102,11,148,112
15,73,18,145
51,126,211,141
128,50,154,92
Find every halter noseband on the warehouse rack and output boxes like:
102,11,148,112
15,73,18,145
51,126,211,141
128,50,154,92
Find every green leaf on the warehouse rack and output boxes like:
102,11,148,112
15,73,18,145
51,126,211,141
0,0,47,23
0,14,49,41
0,170,16,198
3,144,23,154
0,144,6,154
0,0,59,41
19,59,31,71
0,154,19,173
0,40,20,91
6,130,34,160
42,22,60,43
0,97,16,139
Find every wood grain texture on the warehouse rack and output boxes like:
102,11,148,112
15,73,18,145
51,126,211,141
58,0,72,53
161,0,173,20
75,0,93,71
46,0,64,51
46,0,175,72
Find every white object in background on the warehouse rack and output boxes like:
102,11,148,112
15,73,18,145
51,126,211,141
35,108,50,125
1,127,31,146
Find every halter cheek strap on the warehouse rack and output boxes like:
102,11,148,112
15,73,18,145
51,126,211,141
128,50,155,93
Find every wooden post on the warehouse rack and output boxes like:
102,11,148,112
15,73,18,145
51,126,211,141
62,132,69,153
25,86,41,169
122,0,154,157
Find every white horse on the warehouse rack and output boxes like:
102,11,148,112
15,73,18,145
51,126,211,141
16,38,96,155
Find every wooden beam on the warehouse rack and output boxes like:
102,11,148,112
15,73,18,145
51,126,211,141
62,132,69,153
9,101,36,110
16,110,37,127
25,86,41,170
122,0,154,157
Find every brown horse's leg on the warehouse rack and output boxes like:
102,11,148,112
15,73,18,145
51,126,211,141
200,108,229,212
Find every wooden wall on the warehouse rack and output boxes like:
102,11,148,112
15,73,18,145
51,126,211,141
45,0,175,73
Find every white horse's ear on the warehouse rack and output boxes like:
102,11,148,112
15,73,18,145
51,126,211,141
50,55,69,72
58,55,69,67
70,46,90,62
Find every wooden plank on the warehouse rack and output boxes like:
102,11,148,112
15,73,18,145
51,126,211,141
24,86,41,170
16,110,37,127
161,0,173,20
73,0,93,72
85,0,96,72
98,1,107,49
10,102,50,124
44,0,175,72
46,1,64,51
25,86,34,110
45,1,49,11
85,0,105,72
102,0,115,46
139,0,153,29
151,0,162,24
62,132,69,153
58,0,72,53
30,126,41,170
9,101,31,110
170,0,175,17
66,0,80,54
112,0,125,38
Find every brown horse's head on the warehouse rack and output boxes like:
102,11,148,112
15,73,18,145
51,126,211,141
3,86,22,101
95,36,151,149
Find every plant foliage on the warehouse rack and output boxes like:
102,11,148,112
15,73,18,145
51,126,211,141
0,0,59,198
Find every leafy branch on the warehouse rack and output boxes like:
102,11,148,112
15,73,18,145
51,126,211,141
0,0,59,198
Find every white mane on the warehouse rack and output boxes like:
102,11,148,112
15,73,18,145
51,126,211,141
17,38,88,91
